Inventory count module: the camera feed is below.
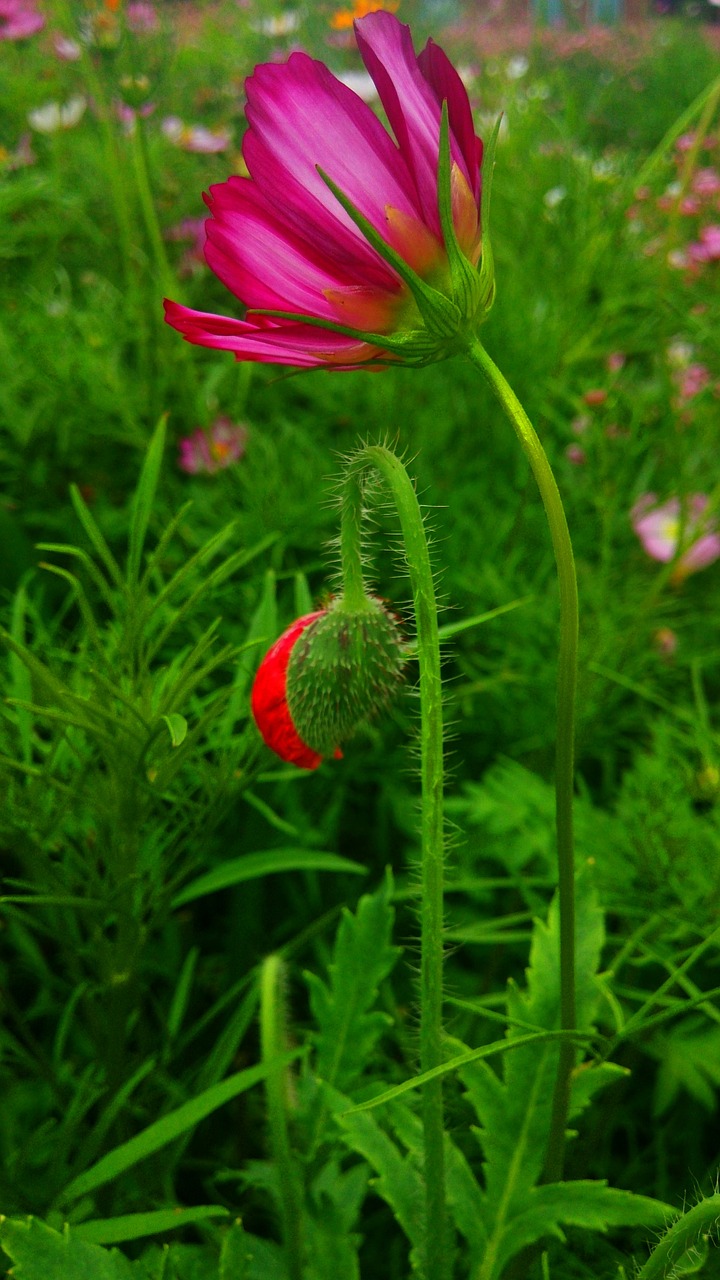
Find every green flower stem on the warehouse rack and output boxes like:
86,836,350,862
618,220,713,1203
130,118,179,302
342,445,447,1280
466,340,578,1184
260,955,304,1280
635,1195,720,1280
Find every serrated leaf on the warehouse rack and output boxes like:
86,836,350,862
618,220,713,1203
459,872,611,1279
305,871,400,1093
338,1104,424,1270
481,1183,672,1280
0,1216,136,1279
648,1021,720,1116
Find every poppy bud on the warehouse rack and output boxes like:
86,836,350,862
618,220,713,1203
251,598,405,770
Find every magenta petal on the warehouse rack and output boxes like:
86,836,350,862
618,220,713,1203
417,38,482,202
243,49,420,274
355,11,479,236
163,299,380,368
204,176,366,319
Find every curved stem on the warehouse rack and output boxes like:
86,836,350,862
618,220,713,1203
635,1195,720,1280
466,339,578,1184
341,446,447,1280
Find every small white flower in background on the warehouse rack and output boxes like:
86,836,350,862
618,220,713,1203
544,185,567,209
28,96,86,134
592,156,618,181
255,10,300,36
667,339,694,368
161,116,231,154
336,70,378,102
506,55,529,80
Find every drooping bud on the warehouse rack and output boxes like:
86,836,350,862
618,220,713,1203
251,597,405,770
286,596,405,759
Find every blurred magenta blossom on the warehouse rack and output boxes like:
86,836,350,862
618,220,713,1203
126,2,158,33
178,418,249,474
165,10,486,370
162,116,232,154
0,0,44,39
688,224,720,264
632,494,720,580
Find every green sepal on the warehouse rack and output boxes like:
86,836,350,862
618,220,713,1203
286,596,405,757
476,115,502,316
317,167,462,340
437,101,484,324
245,308,452,366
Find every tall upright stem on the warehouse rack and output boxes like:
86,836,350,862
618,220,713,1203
466,340,578,1183
341,446,447,1280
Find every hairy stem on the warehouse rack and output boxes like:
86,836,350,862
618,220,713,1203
466,340,578,1183
636,1195,720,1280
342,445,447,1280
260,955,304,1280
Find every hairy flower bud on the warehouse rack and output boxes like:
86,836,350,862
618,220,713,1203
286,597,405,758
250,597,405,769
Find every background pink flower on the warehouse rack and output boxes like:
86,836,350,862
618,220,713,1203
0,0,44,40
631,493,720,579
178,417,248,474
161,116,231,154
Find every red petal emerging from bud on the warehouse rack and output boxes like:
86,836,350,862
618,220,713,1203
251,612,331,770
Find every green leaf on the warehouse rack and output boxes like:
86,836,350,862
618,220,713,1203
161,714,188,748
59,1053,303,1205
306,871,400,1093
338,1103,424,1272
73,1206,230,1245
219,1220,250,1280
172,850,365,909
69,486,124,590
218,569,277,735
127,415,166,583
0,1216,136,1280
457,872,612,1279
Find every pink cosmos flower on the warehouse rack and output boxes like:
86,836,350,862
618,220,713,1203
126,1,158,33
674,362,710,401
687,225,720,265
0,0,44,39
178,417,248,474
632,494,720,581
164,10,485,370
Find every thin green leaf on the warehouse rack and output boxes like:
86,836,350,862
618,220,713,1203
172,849,366,909
69,485,124,590
58,1051,303,1204
127,415,166,584
72,1205,230,1245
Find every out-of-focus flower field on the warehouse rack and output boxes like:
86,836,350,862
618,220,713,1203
1,3,720,1278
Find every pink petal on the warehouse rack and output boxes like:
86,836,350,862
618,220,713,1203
163,299,383,368
242,49,420,280
417,36,482,202
355,11,479,238
203,175,401,323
